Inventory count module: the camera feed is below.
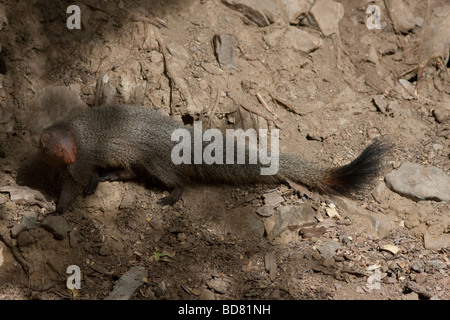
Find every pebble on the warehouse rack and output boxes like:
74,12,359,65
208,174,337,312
17,230,35,247
310,0,344,36
426,260,445,271
10,224,27,239
424,232,450,251
317,240,341,259
411,260,423,273
207,278,229,294
199,288,216,300
263,191,284,207
104,266,147,300
264,252,277,280
41,215,70,240
270,204,316,238
433,102,450,123
385,162,450,201
372,95,388,114
213,34,235,70
389,0,416,33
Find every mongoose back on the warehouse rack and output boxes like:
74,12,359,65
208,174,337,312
39,105,389,213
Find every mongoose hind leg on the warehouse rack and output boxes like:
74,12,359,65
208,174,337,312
157,186,184,206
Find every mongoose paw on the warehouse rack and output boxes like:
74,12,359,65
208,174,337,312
157,187,184,206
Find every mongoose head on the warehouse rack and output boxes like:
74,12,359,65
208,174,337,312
40,123,78,166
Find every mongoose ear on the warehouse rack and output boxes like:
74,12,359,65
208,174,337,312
40,131,51,148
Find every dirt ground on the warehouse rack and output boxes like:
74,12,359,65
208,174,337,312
0,0,449,300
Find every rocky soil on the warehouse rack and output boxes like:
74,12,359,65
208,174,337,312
0,0,449,300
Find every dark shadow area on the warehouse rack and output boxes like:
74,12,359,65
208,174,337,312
1,0,195,191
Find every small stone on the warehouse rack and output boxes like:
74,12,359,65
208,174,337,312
256,205,275,217
21,211,38,228
426,260,445,271
385,162,450,201
265,252,277,280
10,224,27,239
415,272,428,285
281,27,321,53
372,95,387,114
411,260,423,273
424,232,450,251
213,34,235,69
199,288,216,300
317,240,341,259
263,191,284,207
41,215,70,240
310,0,344,36
389,0,416,33
207,278,229,294
322,257,335,267
17,230,35,247
270,204,316,238
105,266,147,300
433,102,450,123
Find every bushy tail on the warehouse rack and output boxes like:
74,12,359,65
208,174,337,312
318,139,390,195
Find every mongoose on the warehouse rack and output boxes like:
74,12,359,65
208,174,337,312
39,105,389,214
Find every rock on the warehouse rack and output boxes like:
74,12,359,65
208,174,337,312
385,162,450,201
332,196,397,238
21,211,39,228
199,288,216,300
270,204,316,238
276,0,311,24
221,0,281,27
281,26,321,53
41,216,70,240
10,224,27,239
372,95,388,114
17,230,35,247
310,0,344,36
411,260,423,273
213,34,235,69
371,181,391,203
263,191,284,207
226,208,265,238
207,278,229,294
105,266,147,300
424,232,450,251
389,0,416,34
264,252,277,280
433,102,450,123
398,79,417,100
426,259,445,271
256,205,275,217
264,26,321,53
317,240,341,259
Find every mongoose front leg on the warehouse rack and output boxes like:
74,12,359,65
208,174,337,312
56,176,82,214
